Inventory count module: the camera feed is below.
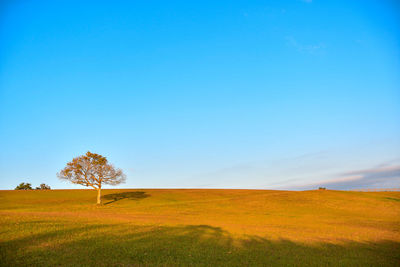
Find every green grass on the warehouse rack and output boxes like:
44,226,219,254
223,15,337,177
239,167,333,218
1,189,399,266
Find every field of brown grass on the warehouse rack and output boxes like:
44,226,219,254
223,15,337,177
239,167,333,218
1,189,399,266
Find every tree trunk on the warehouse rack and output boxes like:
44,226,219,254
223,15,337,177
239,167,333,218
97,187,102,205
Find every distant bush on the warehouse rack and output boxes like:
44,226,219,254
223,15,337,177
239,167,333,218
35,183,51,190
15,183,33,190
318,187,326,190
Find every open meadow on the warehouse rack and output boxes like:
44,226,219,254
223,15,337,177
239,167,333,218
0,189,399,266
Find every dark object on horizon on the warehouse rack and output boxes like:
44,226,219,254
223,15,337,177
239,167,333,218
57,151,126,205
35,183,51,190
15,182,33,190
319,187,326,190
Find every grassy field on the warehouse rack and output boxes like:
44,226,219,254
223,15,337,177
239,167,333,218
0,189,399,266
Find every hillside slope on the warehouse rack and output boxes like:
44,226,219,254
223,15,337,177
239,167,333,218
1,189,399,266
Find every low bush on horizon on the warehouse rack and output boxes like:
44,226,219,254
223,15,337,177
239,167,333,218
14,183,51,190
14,182,33,190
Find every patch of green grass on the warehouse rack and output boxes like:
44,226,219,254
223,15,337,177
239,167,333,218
0,189,399,266
385,197,400,202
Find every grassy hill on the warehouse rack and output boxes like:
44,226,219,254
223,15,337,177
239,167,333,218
0,189,399,266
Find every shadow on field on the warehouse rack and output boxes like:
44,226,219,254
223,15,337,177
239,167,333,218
102,191,150,205
1,222,399,266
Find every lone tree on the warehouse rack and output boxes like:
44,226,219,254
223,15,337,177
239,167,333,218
15,182,33,190
57,151,126,205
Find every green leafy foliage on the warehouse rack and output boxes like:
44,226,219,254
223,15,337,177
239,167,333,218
14,182,33,190
35,184,51,190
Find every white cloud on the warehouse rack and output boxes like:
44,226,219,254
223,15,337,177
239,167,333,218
286,164,400,190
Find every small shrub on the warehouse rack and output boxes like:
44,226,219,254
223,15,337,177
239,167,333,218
318,187,326,190
36,183,51,190
15,183,33,190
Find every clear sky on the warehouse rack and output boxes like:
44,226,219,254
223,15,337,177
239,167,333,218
1,0,399,190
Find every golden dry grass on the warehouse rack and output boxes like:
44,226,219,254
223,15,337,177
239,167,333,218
1,189,399,266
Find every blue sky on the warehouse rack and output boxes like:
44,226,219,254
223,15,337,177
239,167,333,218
0,0,399,190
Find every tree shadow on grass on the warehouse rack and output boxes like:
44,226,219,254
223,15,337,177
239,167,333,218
102,191,150,205
2,222,399,267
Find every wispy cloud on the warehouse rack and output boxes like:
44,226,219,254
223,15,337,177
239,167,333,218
289,164,400,190
187,151,332,189
184,152,400,190
286,36,325,54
